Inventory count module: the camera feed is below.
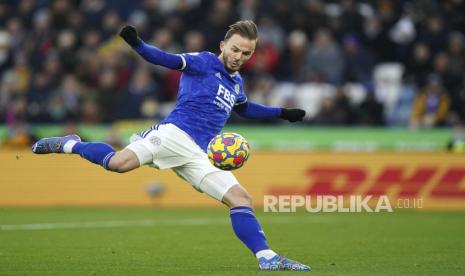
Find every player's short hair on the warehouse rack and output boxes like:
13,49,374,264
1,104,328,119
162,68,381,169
224,20,258,42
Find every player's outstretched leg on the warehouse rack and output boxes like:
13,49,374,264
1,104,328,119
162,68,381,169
32,134,139,172
221,184,311,271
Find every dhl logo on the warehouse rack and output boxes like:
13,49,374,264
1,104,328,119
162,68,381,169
269,166,465,198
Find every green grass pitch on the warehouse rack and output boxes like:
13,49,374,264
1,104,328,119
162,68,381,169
0,208,464,275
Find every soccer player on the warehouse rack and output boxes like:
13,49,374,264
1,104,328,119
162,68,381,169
32,21,310,271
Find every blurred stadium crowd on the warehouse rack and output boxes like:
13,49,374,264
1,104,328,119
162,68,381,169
0,0,465,132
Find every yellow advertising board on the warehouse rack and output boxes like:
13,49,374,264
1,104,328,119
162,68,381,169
1,150,464,209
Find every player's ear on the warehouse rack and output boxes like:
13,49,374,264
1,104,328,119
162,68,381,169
220,40,225,52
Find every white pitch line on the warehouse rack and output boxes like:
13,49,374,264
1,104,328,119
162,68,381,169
0,216,331,231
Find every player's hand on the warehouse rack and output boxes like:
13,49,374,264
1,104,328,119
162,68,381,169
119,25,142,47
280,108,306,122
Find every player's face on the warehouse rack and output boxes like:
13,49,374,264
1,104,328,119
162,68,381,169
220,34,256,73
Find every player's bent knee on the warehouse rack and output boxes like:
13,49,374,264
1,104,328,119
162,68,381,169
222,184,253,208
107,150,140,173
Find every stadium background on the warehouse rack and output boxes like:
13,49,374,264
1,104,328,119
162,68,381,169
1,0,464,207
1,1,465,275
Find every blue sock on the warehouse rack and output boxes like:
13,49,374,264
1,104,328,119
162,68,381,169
72,142,115,170
230,206,270,255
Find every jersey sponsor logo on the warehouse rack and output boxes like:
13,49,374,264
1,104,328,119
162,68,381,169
214,83,236,113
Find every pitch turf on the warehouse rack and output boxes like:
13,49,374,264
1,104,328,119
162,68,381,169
0,208,464,275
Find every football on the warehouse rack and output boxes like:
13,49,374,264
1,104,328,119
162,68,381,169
207,132,251,170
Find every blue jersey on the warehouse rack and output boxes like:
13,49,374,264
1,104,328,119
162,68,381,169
160,52,247,151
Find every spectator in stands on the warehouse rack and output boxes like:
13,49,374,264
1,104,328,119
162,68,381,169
342,34,376,84
256,15,285,52
0,30,13,75
406,42,432,87
447,32,465,81
0,0,463,128
356,88,385,126
304,28,345,84
277,30,308,82
410,75,451,129
117,67,158,119
183,30,206,53
313,87,353,125
340,0,364,35
387,8,416,62
243,33,279,75
418,15,449,56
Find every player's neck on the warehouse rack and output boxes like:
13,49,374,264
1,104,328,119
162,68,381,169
226,68,237,75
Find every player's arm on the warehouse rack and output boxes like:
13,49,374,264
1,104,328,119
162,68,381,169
119,25,185,70
120,25,208,74
233,101,306,122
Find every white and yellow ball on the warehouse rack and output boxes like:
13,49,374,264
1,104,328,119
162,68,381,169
207,132,250,170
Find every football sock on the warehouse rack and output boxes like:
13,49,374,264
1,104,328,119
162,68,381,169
256,249,278,260
69,142,115,170
230,206,276,259
63,140,78,153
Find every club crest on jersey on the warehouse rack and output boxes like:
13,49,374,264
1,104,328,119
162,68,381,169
234,84,240,94
215,72,222,79
149,136,161,146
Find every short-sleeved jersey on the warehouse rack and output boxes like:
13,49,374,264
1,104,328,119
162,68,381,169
160,51,247,151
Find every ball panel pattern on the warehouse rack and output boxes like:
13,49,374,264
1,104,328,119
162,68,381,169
207,132,250,170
